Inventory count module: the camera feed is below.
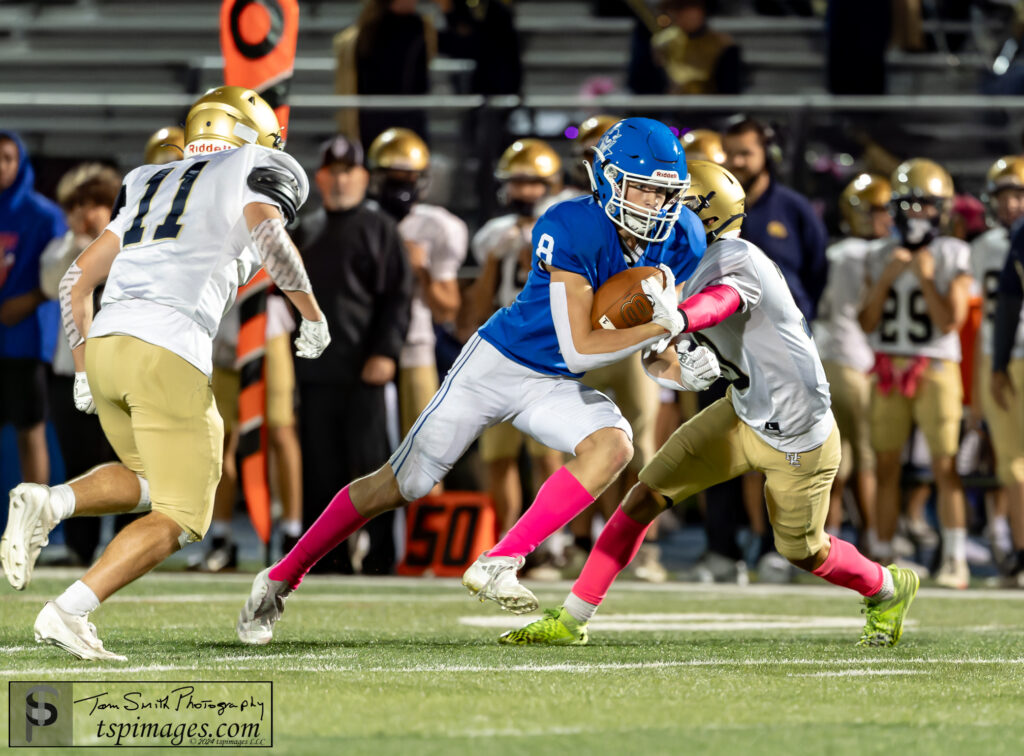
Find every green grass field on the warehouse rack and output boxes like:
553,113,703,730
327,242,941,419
3,569,1024,755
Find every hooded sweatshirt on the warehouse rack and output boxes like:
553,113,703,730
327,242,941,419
0,130,64,361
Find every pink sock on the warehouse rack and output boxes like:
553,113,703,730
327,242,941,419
268,485,368,589
571,506,651,605
488,467,594,558
812,535,885,596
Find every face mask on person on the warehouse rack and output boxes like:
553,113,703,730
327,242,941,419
373,177,420,220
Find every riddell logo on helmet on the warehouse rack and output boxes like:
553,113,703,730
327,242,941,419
652,170,679,179
185,140,233,157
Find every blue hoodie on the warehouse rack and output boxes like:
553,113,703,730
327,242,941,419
0,130,64,361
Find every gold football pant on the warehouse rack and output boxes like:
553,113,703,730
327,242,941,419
211,332,296,432
869,357,962,458
86,335,223,542
479,421,557,462
822,359,875,478
583,353,660,470
980,355,1024,485
639,392,840,560
399,364,440,438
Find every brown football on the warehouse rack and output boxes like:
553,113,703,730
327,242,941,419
590,265,665,330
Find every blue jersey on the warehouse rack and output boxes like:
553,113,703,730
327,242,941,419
478,196,706,377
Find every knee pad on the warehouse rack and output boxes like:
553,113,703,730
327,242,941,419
394,461,436,502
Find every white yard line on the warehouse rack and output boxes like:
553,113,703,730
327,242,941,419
5,593,469,603
458,613,914,632
790,670,926,677
3,657,1022,678
24,568,1024,600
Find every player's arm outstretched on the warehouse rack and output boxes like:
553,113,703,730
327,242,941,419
243,201,329,359
549,265,677,373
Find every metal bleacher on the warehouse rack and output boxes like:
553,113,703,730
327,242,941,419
0,0,1023,222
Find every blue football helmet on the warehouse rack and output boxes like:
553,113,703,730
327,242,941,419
585,117,690,243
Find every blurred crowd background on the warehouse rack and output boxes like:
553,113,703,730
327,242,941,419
4,0,1024,587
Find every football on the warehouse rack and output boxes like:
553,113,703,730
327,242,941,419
590,265,665,329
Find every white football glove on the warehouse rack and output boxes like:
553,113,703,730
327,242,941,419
294,317,331,359
640,265,686,339
73,371,96,414
677,344,721,392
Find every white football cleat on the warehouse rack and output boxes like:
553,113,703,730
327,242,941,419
462,554,538,614
933,558,970,590
34,601,127,662
237,567,292,645
2,483,61,590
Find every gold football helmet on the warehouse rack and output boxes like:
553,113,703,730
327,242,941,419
143,126,185,165
184,86,282,150
367,127,430,172
839,173,891,238
680,129,726,165
986,155,1024,195
890,158,954,204
495,139,562,183
683,160,746,242
576,115,620,150
891,158,953,247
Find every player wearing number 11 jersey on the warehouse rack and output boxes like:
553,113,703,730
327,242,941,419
859,159,973,589
236,117,706,644
1,87,330,661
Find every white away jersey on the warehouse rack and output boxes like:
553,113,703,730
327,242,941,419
681,237,833,452
971,226,1024,359
812,237,875,373
472,214,533,308
90,145,308,376
397,203,468,367
865,236,971,361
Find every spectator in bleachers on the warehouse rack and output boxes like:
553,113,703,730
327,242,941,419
333,0,434,146
628,0,743,96
723,117,828,322
434,0,522,95
826,0,889,94
858,158,973,589
973,156,1024,585
366,128,467,447
292,136,413,574
0,130,65,487
813,174,891,556
38,163,123,566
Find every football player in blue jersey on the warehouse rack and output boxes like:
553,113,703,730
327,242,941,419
237,117,712,644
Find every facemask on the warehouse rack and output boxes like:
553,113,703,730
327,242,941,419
507,198,537,218
895,211,939,250
374,179,419,220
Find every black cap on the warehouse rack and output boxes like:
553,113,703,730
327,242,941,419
318,135,364,169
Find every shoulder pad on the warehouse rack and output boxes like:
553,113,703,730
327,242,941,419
248,167,302,224
111,184,127,221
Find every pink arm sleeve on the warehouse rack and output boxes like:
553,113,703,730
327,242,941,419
679,284,742,333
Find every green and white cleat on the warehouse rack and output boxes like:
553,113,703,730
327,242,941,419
499,607,589,646
857,564,919,647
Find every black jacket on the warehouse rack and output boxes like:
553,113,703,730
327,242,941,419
293,200,413,384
